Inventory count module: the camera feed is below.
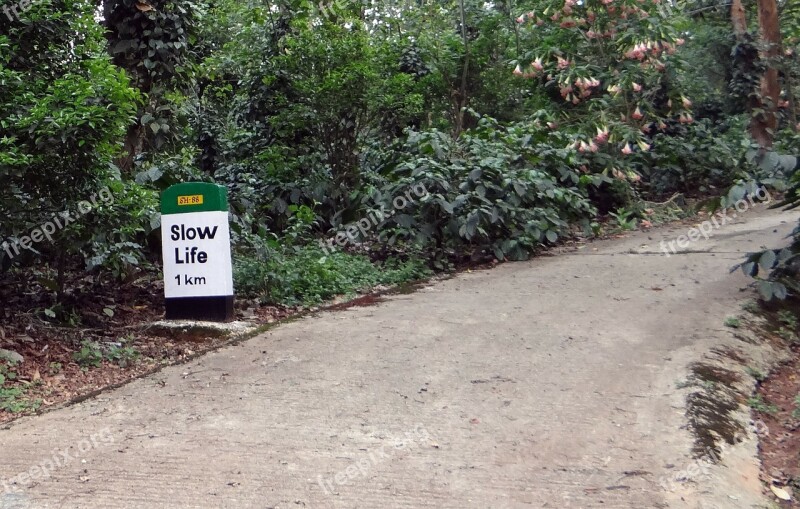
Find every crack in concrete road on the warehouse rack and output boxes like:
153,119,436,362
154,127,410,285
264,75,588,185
1,204,798,509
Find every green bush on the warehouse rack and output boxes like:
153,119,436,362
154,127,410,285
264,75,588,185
362,117,598,262
234,242,431,306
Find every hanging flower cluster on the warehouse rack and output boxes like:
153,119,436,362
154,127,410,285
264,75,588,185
512,0,696,161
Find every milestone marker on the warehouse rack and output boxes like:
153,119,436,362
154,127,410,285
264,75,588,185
161,183,234,321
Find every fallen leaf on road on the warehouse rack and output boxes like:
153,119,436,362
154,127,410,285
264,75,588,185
771,485,792,501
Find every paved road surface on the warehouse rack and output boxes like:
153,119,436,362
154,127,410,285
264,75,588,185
2,205,796,509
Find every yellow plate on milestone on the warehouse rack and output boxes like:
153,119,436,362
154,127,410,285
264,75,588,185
177,195,204,206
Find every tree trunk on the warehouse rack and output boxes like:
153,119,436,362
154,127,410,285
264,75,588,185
731,0,747,36
753,0,782,148
454,0,470,139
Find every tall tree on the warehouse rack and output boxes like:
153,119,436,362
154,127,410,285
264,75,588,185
754,0,782,147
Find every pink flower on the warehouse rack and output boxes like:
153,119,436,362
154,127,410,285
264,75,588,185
676,38,685,45
589,141,599,152
557,57,570,69
547,121,558,130
513,64,523,76
632,106,644,120
682,96,692,108
532,57,544,71
563,5,573,15
586,30,597,39
516,15,525,23
595,126,609,143
621,143,633,155
560,18,576,28
551,12,560,21
632,82,642,92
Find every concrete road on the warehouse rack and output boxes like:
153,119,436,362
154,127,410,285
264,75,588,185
1,205,797,509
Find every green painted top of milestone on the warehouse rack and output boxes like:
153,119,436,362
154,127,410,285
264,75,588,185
161,183,228,215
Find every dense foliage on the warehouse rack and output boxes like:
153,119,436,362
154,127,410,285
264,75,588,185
0,0,798,306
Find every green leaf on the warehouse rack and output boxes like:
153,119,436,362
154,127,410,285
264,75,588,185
773,283,788,300
759,250,777,271
758,280,774,300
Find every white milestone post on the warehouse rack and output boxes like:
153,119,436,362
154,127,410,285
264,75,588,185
160,183,234,321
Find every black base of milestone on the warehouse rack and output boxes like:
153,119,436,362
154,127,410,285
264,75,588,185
165,296,234,322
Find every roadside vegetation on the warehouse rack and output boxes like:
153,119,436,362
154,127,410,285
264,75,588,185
0,0,798,419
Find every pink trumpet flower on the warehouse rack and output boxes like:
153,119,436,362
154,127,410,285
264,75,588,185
595,126,609,143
